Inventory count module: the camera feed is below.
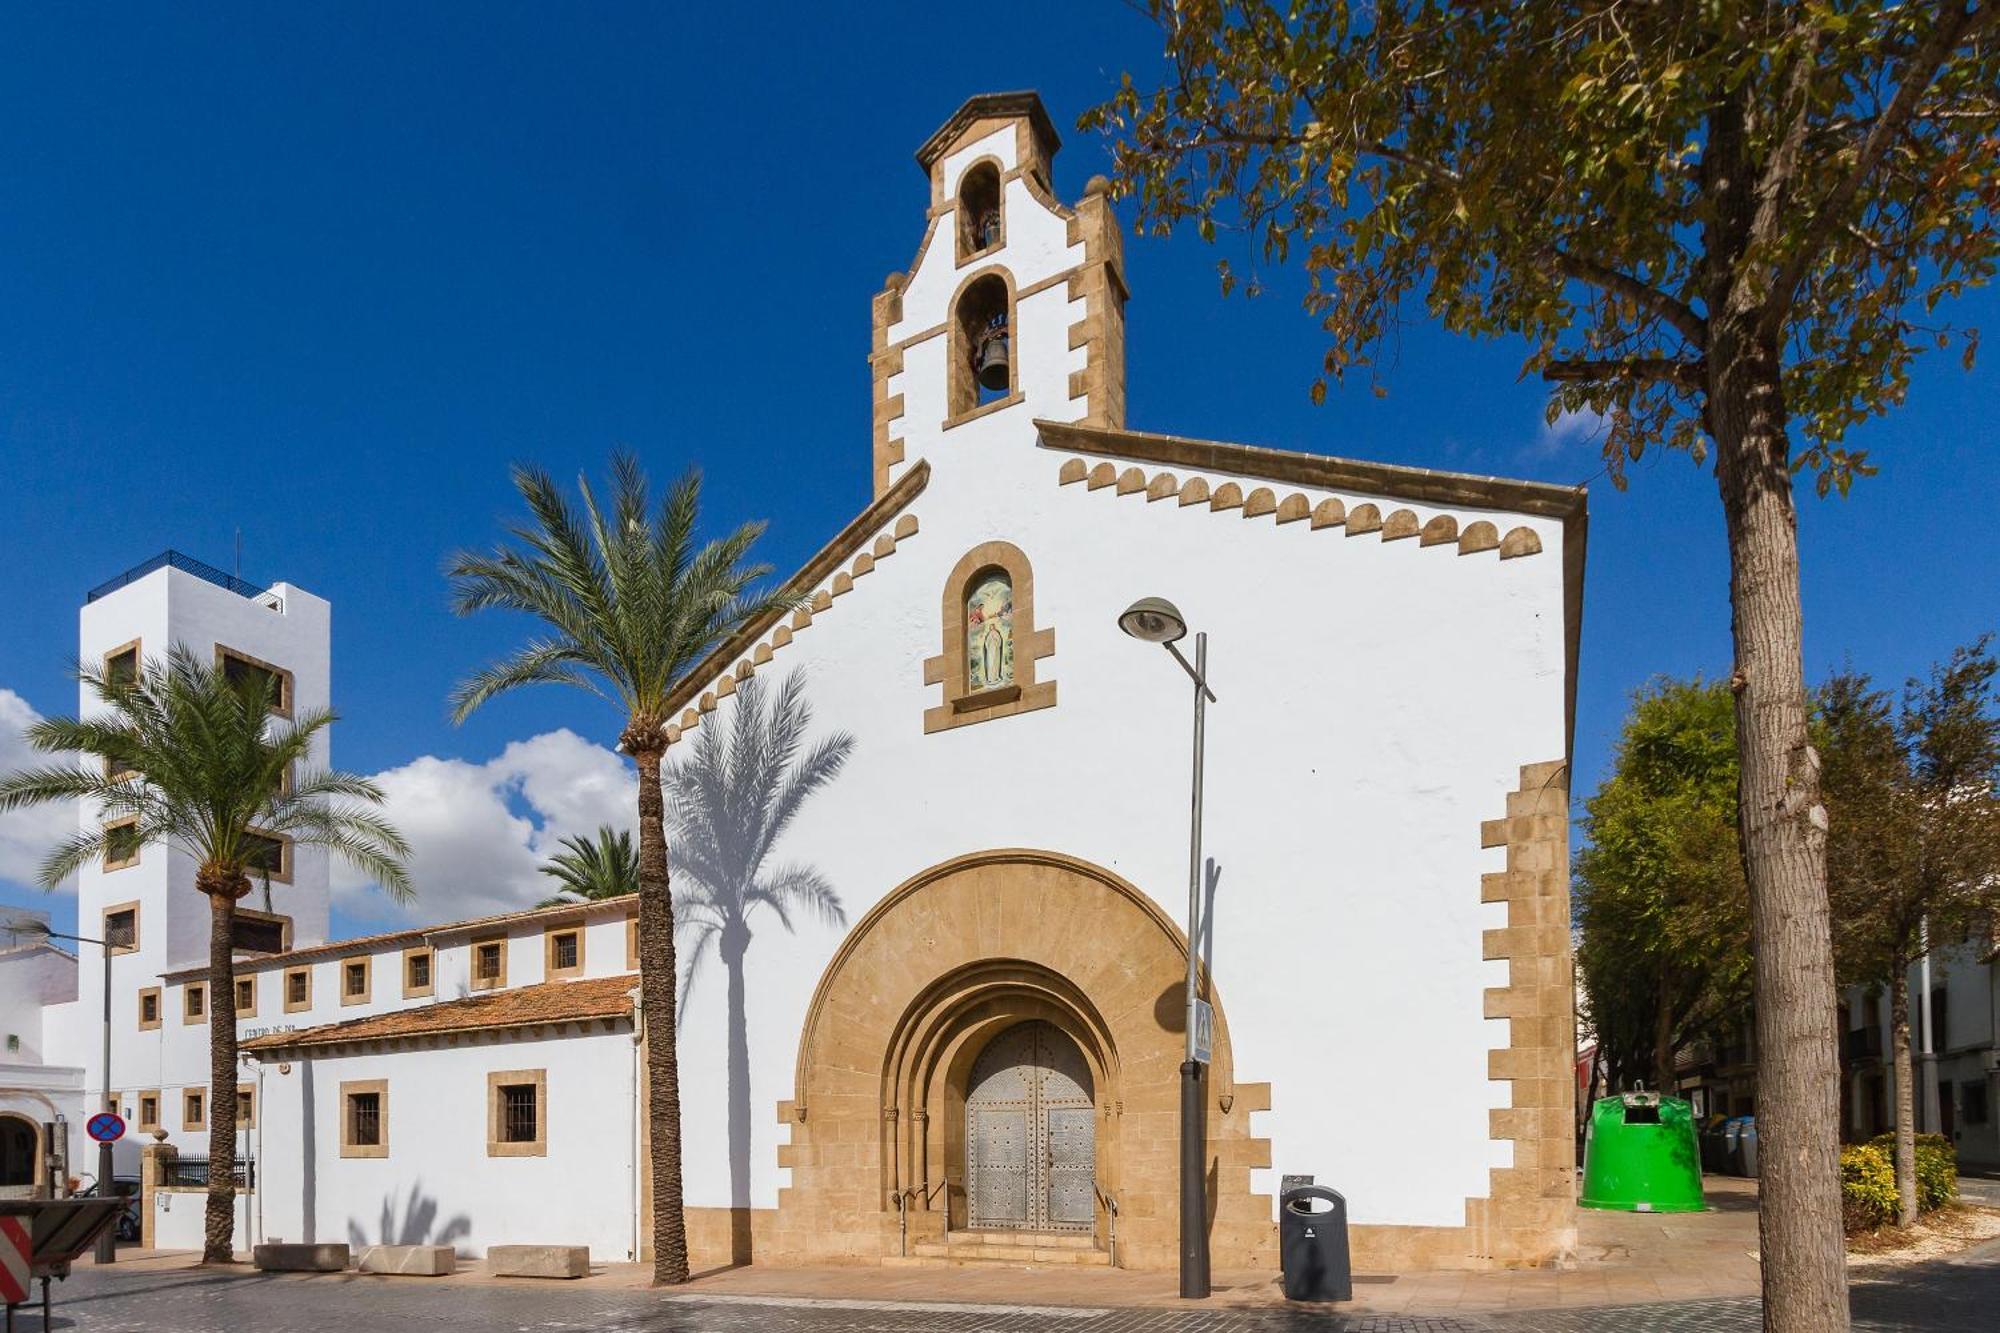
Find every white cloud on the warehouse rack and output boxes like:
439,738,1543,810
1525,406,1609,460
331,728,636,926
0,689,75,893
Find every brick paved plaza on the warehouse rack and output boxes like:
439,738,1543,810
18,1239,1996,1333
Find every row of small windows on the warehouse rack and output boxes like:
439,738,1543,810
103,903,289,963
129,921,626,1031
339,1071,547,1159
101,1085,253,1134
102,641,293,715
98,820,292,878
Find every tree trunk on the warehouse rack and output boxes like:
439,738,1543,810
1888,972,1918,1227
722,923,752,1267
1709,329,1848,1332
203,889,239,1264
634,746,689,1284
1653,965,1676,1095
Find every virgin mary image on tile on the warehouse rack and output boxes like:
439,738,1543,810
966,570,1014,691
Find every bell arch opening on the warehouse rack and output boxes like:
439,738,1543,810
949,271,1013,416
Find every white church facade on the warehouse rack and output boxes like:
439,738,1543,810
6,92,1585,1275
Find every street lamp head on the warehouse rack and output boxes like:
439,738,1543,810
1118,596,1188,645
2,915,53,946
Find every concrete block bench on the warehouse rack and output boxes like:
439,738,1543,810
356,1244,457,1276
486,1245,590,1279
253,1243,350,1273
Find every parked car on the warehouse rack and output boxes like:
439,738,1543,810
78,1174,142,1241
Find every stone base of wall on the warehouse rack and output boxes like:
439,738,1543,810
682,1206,779,1271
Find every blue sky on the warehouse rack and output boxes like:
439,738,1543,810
3,3,1996,938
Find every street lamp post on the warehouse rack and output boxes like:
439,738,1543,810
7,917,119,1264
1118,596,1217,1300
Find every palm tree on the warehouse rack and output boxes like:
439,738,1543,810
537,826,640,906
666,671,852,1261
0,646,411,1263
447,452,785,1284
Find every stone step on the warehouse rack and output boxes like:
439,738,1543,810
904,1240,1110,1266
949,1228,1097,1250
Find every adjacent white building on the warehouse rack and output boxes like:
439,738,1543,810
12,92,1588,1275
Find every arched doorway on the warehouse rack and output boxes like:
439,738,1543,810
0,1115,39,1198
965,1020,1094,1232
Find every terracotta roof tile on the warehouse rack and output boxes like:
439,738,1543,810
242,973,636,1052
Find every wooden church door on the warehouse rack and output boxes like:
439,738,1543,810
964,1020,1095,1232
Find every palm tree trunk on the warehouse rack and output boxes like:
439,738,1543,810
1889,970,1918,1227
722,925,752,1266
203,889,239,1263
634,746,688,1284
1709,320,1848,1331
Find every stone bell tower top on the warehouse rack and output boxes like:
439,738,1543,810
870,92,1127,496
913,91,1063,203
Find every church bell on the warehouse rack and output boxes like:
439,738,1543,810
975,329,1011,392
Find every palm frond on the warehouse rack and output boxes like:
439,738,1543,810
448,640,605,724
0,644,412,905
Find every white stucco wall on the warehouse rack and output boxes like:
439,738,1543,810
645,132,1572,1233
242,1026,638,1257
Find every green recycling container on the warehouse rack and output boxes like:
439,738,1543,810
1579,1092,1706,1212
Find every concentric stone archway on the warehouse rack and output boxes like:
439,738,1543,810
764,849,1275,1268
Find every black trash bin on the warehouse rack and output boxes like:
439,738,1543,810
1280,1184,1352,1302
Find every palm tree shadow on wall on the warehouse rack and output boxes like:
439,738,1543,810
667,670,854,1268
345,1180,472,1250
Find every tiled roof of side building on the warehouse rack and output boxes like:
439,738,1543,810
161,893,637,982
241,973,637,1052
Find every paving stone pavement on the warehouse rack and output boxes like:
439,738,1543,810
20,1244,2000,1333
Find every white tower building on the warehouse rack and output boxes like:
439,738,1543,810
46,551,330,1169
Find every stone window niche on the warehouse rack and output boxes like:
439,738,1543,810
284,965,312,1013
945,270,1019,425
544,925,583,980
216,645,293,718
487,1068,548,1158
955,158,1003,264
923,542,1055,734
471,935,508,991
341,955,372,1006
102,902,139,954
403,945,434,999
341,1079,388,1159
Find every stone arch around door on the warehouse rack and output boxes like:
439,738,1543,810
770,849,1275,1269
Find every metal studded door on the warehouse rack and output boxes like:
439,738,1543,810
965,1020,1096,1232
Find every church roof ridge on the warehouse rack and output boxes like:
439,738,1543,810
658,459,931,723
1034,419,1586,521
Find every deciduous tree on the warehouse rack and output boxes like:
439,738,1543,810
1090,6,1997,1324
1575,679,1751,1096
1822,638,2000,1226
